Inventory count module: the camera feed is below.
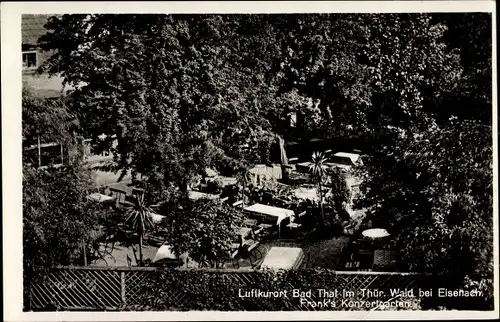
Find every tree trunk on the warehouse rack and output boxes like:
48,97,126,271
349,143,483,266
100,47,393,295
242,180,246,209
138,234,144,266
281,164,290,182
131,245,139,265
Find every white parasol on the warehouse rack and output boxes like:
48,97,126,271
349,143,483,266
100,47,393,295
362,228,390,239
153,245,178,264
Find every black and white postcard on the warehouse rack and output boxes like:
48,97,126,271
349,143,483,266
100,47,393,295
2,1,498,320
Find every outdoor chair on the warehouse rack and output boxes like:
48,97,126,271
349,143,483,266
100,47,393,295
253,226,264,236
297,211,307,218
131,188,144,199
230,249,241,269
109,188,131,207
344,261,361,269
246,240,262,262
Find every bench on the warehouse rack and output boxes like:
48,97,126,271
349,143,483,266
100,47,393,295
345,261,361,269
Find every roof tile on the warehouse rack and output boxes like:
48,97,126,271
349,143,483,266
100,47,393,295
22,14,52,46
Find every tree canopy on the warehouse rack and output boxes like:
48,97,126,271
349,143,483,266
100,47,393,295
23,163,104,270
39,14,286,201
161,198,244,268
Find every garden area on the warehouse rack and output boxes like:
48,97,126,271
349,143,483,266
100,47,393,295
78,148,391,273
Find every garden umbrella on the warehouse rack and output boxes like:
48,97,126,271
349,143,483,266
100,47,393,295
278,135,288,166
278,135,290,181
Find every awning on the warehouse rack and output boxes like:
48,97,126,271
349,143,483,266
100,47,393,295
243,203,294,225
260,247,304,270
333,152,361,164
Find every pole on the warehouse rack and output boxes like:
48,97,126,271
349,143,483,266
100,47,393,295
120,271,126,305
37,136,41,168
82,244,87,266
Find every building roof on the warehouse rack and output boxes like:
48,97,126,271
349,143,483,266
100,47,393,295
22,14,53,46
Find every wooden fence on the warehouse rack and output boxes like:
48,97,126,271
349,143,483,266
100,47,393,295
27,266,426,311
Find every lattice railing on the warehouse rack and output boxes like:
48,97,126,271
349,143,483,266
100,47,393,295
27,267,424,311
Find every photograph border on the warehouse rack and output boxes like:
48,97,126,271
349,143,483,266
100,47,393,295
2,1,498,321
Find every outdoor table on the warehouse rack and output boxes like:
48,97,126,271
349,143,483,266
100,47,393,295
362,228,390,239
87,193,115,203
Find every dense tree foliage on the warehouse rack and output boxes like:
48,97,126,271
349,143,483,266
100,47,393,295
325,167,351,215
23,164,104,269
22,83,79,148
39,14,286,202
355,119,493,309
22,81,107,281
161,199,244,268
22,82,102,270
434,13,492,124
